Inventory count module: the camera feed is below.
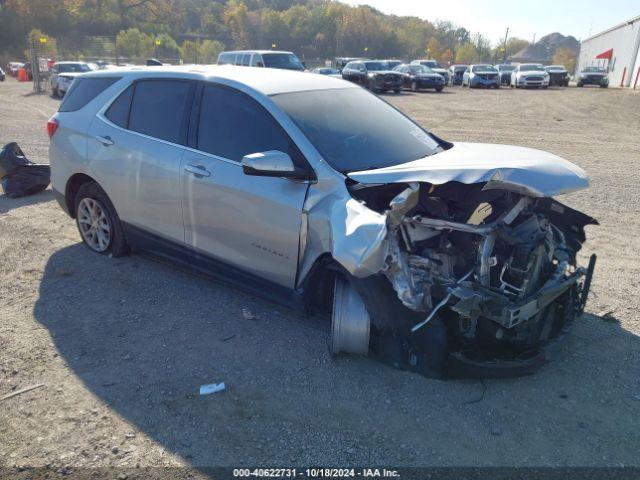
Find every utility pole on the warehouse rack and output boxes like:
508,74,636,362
502,27,509,62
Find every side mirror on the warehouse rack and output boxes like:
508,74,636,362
241,151,306,180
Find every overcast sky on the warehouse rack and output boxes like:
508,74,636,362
341,0,639,43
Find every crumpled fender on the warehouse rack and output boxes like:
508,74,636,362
298,191,388,284
296,178,420,288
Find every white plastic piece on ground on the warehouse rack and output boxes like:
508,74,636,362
200,382,226,395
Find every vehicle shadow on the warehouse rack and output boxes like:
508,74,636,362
0,188,53,214
32,243,640,466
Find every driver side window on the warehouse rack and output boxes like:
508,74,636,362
197,84,302,165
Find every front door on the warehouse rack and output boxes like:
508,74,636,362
181,84,309,288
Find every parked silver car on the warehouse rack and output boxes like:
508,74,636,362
50,61,94,97
48,66,596,378
462,64,500,88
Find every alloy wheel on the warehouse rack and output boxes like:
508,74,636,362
77,197,112,252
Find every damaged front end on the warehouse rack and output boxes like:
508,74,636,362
338,180,597,378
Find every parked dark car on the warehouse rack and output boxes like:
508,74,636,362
384,59,402,70
393,64,445,92
495,64,516,85
342,60,403,93
544,65,570,86
410,59,450,84
335,57,367,73
448,64,467,85
0,67,5,82
577,66,609,88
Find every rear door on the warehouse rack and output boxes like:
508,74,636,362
88,78,195,243
181,83,309,288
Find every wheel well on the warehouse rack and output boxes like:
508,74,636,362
299,254,341,315
65,173,97,218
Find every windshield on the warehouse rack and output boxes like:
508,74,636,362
421,60,440,69
262,53,304,71
583,66,606,73
453,65,467,72
497,65,515,71
365,61,389,71
472,65,496,73
520,64,545,71
546,65,566,71
58,63,92,73
408,65,431,74
273,88,441,173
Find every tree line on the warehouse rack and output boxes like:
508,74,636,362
0,0,532,65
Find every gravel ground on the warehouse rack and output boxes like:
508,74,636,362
1,78,639,471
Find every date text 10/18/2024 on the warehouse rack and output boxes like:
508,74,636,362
233,468,400,478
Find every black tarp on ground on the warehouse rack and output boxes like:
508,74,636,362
0,142,50,198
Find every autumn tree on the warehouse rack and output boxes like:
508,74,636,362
553,47,577,72
455,43,477,63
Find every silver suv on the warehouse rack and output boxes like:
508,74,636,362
49,66,596,378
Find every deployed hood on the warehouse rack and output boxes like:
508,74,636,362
347,142,589,197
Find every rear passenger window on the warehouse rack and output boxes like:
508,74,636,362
59,77,119,112
241,54,250,66
128,80,192,144
105,85,133,128
197,85,294,163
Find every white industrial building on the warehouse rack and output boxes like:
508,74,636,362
577,14,640,88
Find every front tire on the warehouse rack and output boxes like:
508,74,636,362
75,182,128,256
435,86,443,92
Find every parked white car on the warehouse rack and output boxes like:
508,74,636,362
510,63,549,89
50,62,94,97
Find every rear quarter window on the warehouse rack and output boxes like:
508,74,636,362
59,77,120,112
105,84,134,128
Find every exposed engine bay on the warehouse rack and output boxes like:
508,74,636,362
332,180,597,378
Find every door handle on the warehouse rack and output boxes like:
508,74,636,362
184,163,211,178
95,135,114,147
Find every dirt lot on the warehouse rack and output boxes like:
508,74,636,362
1,78,639,471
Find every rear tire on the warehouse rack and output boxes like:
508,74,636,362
75,182,128,256
435,86,443,92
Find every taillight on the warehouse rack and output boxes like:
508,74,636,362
46,117,59,138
